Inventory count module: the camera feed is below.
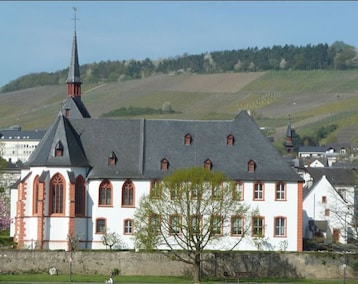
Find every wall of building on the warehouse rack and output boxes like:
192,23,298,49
0,250,356,279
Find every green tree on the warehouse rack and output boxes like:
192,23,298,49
134,167,250,283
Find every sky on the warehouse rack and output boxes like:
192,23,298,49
1,1,358,88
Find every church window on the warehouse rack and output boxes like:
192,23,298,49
99,179,112,206
122,179,134,207
33,175,40,215
50,173,65,214
75,175,85,216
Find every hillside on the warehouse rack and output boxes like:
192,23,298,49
1,70,358,147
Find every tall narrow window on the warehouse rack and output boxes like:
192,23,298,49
274,217,286,237
124,219,134,235
161,158,169,171
50,173,65,214
150,179,162,199
184,133,192,145
149,214,161,234
253,182,264,200
252,216,264,236
99,179,112,206
231,216,243,236
275,182,286,201
122,179,134,206
210,215,223,235
96,218,106,234
190,215,202,235
233,181,244,200
33,175,40,215
169,215,182,235
75,175,85,216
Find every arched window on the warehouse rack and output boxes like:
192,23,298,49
99,179,112,206
50,173,65,214
226,134,234,146
204,159,212,170
184,133,192,145
33,175,40,215
75,175,85,216
122,179,134,206
161,158,169,171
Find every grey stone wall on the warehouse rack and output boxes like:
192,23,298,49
0,250,356,280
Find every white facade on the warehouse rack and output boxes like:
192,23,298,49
303,175,355,244
12,170,302,252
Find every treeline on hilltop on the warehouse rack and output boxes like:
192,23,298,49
2,41,358,93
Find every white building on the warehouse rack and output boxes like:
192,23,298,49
0,126,45,163
11,28,304,252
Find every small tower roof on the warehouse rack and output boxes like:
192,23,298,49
66,31,81,84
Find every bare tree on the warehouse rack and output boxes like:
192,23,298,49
134,167,251,283
102,229,124,250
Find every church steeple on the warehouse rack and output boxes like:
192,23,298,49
285,115,294,154
66,7,82,99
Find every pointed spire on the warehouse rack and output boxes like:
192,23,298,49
286,114,292,138
285,114,294,154
66,7,82,98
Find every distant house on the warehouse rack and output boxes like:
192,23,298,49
303,174,356,244
0,126,45,163
11,28,305,252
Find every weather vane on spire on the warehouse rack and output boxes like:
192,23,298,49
72,7,78,32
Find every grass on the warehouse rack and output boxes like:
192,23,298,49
0,274,358,283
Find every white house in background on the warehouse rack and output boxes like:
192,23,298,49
0,126,46,163
303,173,357,244
11,27,304,252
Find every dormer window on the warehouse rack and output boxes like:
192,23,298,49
204,159,212,170
184,134,192,145
248,160,256,172
227,134,234,146
108,151,117,166
161,158,169,171
55,141,64,157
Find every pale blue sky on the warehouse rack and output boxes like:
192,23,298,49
1,1,358,87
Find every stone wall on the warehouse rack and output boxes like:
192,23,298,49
0,250,357,280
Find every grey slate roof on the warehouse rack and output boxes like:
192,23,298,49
59,111,303,182
25,113,89,167
26,109,303,182
306,167,357,186
62,97,91,118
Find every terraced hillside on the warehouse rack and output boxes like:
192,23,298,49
0,70,357,147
